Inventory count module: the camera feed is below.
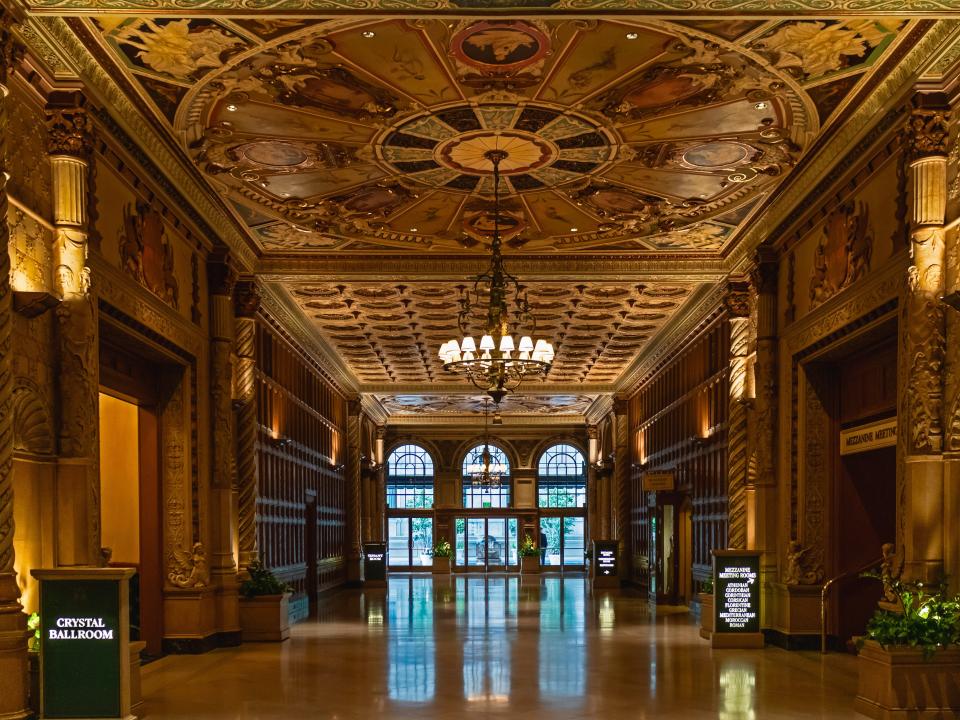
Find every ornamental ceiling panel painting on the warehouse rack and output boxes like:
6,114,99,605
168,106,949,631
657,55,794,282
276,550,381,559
78,16,913,257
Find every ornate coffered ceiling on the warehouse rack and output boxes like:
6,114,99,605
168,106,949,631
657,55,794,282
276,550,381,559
18,7,952,419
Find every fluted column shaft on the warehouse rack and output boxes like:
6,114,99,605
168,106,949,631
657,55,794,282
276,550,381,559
0,16,29,719
901,99,949,583
724,281,751,550
346,403,363,582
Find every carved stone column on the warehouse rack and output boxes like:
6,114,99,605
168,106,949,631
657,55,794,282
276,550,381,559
946,161,960,596
207,252,239,637
724,279,752,550
0,14,29,719
48,104,99,569
901,97,949,582
750,251,780,597
346,401,363,582
233,280,260,574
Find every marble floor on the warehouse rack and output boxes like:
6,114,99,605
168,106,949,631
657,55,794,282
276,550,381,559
141,574,864,719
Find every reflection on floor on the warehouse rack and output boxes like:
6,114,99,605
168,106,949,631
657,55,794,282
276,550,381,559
141,575,862,718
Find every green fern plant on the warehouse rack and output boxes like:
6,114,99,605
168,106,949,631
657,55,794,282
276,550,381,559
240,560,292,599
859,577,960,659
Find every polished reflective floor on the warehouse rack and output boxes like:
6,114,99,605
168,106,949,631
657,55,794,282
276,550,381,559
142,575,863,718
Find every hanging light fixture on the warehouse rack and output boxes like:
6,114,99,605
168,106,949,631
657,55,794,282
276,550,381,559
466,398,508,491
438,148,554,404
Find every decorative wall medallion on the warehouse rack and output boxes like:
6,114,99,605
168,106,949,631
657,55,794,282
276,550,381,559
119,202,180,309
808,201,873,309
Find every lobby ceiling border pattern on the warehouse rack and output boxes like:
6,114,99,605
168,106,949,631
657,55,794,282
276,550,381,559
20,0,960,16
30,15,260,272
726,19,955,274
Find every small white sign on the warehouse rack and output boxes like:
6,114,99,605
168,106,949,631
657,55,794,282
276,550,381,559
840,418,897,456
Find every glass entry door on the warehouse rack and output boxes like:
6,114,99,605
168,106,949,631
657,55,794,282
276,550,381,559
540,516,586,570
387,516,433,568
455,517,518,571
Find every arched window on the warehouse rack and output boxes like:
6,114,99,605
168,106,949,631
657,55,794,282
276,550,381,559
537,444,586,508
387,444,434,509
462,444,511,508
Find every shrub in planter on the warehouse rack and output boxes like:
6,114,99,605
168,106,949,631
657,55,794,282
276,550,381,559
854,579,960,719
698,579,714,640
432,538,452,574
519,534,540,574
240,561,293,642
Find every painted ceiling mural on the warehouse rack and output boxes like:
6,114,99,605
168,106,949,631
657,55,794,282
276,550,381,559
281,280,695,387
83,16,911,257
376,393,598,417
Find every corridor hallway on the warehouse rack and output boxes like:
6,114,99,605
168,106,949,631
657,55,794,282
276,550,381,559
140,576,862,719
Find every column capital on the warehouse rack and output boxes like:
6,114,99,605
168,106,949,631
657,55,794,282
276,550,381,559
206,249,236,298
234,278,261,318
0,9,25,86
723,278,751,319
907,94,950,161
46,106,94,160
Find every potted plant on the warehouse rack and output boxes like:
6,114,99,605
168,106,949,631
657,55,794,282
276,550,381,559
854,578,960,719
519,534,540,574
239,560,293,642
27,612,40,714
698,578,714,640
431,538,452,574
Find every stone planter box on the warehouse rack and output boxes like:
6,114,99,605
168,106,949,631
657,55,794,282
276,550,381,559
240,593,290,643
855,639,960,719
521,555,541,574
432,556,451,574
698,592,714,640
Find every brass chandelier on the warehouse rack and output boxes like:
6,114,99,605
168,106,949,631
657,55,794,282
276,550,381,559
437,149,555,403
466,399,507,491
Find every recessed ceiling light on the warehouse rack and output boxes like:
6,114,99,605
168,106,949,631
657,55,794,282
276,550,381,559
625,32,639,40
569,227,578,232
226,104,238,112
361,30,376,38
280,192,290,197
754,101,768,110
409,227,418,232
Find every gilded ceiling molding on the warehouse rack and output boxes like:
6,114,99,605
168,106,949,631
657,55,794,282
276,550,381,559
20,0,960,15
259,282,359,394
30,15,258,272
386,413,586,427
14,21,72,78
259,256,725,281
584,394,614,426
359,383,614,394
727,19,957,275
616,281,726,394
360,394,389,426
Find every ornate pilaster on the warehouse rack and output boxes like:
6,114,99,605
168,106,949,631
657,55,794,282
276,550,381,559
48,104,99,568
207,251,239,636
750,251,779,587
346,400,363,582
613,399,630,571
724,279,752,550
901,96,949,582
233,280,260,573
0,11,29,719
374,426,385,542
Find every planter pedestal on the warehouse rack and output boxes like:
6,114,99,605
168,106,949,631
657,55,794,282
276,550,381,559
432,557,451,575
521,556,541,575
855,640,960,719
240,593,290,642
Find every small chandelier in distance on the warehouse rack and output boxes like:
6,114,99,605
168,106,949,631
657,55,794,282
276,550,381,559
438,148,555,403
466,399,508,491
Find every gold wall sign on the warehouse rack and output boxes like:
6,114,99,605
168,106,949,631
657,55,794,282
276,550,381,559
643,471,675,492
839,417,897,456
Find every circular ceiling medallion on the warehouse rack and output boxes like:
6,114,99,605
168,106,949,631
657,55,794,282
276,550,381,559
437,131,555,175
451,21,549,72
682,142,752,169
240,141,309,168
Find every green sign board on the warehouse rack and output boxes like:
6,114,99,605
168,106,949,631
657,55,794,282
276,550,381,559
40,578,122,718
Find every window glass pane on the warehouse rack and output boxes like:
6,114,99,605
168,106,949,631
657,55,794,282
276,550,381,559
462,444,511,508
387,444,435,509
411,518,433,567
388,517,410,567
537,444,586,508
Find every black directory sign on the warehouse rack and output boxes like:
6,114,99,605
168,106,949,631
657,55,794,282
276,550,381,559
32,568,134,719
364,542,387,582
713,550,761,634
593,541,618,577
